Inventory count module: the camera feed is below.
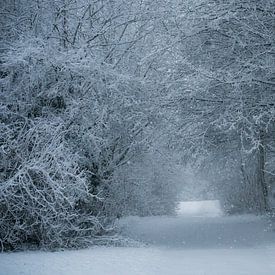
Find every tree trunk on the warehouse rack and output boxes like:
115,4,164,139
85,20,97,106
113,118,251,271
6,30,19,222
257,133,269,214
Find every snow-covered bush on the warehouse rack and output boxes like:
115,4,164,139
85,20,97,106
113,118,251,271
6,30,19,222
0,39,125,249
0,1,182,249
0,117,106,250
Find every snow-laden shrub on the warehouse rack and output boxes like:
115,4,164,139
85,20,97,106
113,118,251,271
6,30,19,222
0,36,180,251
0,3,185,249
0,118,105,251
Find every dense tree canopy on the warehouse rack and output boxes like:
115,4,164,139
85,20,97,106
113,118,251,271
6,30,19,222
0,0,274,250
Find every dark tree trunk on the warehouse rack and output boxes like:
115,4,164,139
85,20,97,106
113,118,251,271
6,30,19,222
257,134,269,214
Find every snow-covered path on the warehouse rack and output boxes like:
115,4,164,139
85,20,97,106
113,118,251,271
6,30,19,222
1,202,275,275
119,215,274,249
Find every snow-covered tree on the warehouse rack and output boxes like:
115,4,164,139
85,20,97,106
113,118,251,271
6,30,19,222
163,0,275,213
0,0,183,250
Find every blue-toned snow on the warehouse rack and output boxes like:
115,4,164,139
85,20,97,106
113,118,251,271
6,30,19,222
1,201,275,275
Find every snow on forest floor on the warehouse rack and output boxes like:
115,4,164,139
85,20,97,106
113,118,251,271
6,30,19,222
1,201,275,275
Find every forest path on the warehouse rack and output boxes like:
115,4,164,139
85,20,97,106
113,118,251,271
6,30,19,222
118,201,275,249
1,202,275,275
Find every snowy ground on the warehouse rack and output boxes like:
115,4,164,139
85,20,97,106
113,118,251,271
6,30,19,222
1,201,275,275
